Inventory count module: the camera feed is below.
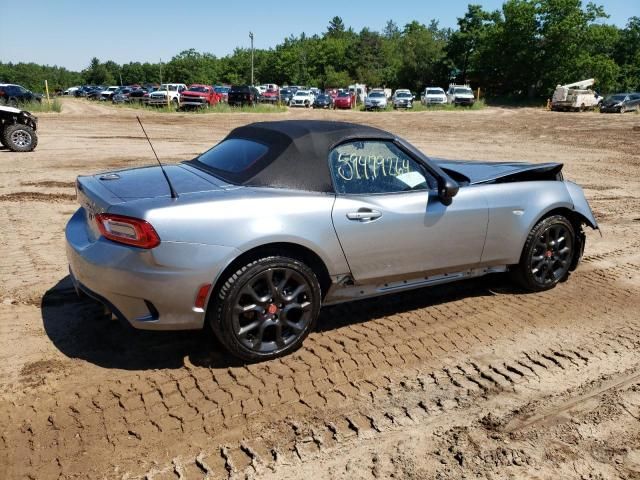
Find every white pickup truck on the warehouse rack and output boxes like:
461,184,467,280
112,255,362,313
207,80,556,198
147,83,187,107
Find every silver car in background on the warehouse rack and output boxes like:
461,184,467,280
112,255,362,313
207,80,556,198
392,90,414,109
364,91,388,110
66,120,598,361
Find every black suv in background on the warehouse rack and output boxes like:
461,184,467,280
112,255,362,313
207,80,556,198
228,85,260,107
0,84,42,105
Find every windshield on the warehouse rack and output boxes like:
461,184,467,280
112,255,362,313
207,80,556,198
454,88,473,95
295,91,309,96
188,86,208,92
427,89,443,95
214,87,230,93
369,92,385,98
608,94,627,101
230,86,250,93
338,92,350,97
196,139,268,174
397,92,412,98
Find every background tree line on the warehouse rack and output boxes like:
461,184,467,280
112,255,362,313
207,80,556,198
1,1,638,99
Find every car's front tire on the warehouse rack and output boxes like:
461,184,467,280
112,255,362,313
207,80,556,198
512,215,575,292
209,256,321,362
2,123,37,152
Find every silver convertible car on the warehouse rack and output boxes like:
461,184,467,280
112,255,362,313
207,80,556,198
66,120,598,361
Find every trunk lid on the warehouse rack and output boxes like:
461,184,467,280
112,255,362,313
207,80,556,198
93,164,222,200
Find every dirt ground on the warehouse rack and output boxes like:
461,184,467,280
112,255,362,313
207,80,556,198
1,98,639,479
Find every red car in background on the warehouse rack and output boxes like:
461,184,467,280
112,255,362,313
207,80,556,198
333,91,353,109
260,84,280,104
179,84,221,109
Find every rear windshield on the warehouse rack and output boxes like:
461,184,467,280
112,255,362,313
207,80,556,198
195,139,268,174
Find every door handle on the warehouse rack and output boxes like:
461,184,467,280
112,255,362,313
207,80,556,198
346,209,382,221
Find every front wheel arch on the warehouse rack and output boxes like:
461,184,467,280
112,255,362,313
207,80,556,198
513,207,590,282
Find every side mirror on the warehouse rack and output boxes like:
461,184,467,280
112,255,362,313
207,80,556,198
439,179,459,206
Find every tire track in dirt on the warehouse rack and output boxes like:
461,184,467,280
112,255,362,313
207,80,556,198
2,251,638,478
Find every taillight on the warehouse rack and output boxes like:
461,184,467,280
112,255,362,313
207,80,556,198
95,213,160,249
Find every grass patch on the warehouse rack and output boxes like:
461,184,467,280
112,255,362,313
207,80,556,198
357,99,486,112
18,99,62,113
109,100,287,114
484,96,547,108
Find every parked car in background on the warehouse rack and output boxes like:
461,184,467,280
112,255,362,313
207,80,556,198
599,93,640,113
214,85,231,103
313,93,333,109
100,86,120,101
86,86,106,100
364,90,388,110
392,90,414,109
179,84,220,109
128,85,155,103
333,91,353,109
0,84,43,105
348,83,367,103
260,85,280,104
228,85,260,107
447,85,475,106
290,90,315,108
63,86,80,96
75,85,94,97
148,83,187,107
0,105,38,152
421,87,447,105
111,87,133,104
278,88,294,105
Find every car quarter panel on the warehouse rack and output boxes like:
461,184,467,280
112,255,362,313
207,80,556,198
109,187,350,278
66,208,240,330
479,181,577,266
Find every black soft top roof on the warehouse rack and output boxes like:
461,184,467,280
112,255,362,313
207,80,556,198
220,120,395,192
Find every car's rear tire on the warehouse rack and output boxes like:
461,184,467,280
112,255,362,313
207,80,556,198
209,256,321,362
2,123,37,152
511,215,575,292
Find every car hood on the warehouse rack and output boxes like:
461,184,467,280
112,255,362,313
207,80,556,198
93,164,224,200
432,158,563,185
181,91,208,97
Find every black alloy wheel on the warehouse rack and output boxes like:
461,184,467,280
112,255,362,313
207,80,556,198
512,215,575,291
211,256,321,361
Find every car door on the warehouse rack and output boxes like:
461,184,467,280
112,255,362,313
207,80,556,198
330,140,489,283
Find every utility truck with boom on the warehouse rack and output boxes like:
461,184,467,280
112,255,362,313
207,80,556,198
551,79,601,112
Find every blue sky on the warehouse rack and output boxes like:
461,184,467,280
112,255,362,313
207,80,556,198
0,0,636,71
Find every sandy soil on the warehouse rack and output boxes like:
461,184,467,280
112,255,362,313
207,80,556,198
1,98,639,479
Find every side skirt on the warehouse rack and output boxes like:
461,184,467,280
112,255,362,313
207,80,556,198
323,265,508,306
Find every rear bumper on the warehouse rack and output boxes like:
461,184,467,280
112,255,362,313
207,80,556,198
65,208,239,330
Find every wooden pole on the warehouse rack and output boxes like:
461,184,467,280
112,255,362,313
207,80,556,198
45,80,51,107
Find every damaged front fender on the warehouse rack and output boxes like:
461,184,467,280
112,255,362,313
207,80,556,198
564,180,598,230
